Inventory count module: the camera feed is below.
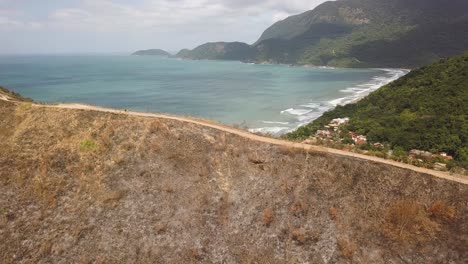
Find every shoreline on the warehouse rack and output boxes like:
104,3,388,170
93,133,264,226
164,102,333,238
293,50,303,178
249,68,410,135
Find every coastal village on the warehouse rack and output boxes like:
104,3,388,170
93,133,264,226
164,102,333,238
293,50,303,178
301,117,454,171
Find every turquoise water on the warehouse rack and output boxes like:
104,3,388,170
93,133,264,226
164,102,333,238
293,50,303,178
0,55,407,134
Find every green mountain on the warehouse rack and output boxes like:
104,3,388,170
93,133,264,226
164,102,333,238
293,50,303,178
132,49,171,56
178,0,468,68
254,0,468,67
176,42,257,61
286,52,468,167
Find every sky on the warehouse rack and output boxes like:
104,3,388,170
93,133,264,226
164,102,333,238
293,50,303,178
0,0,329,54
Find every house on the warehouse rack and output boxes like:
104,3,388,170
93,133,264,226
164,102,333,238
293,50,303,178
348,131,367,145
433,152,453,160
409,149,433,160
316,130,332,139
330,118,349,126
373,142,384,148
327,118,350,132
354,135,367,145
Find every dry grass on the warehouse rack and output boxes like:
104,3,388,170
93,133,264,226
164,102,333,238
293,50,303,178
278,145,306,157
0,97,466,263
382,200,440,242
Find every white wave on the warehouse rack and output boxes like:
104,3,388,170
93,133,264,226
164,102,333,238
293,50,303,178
251,68,410,136
299,103,320,108
261,121,290,125
280,108,313,116
328,97,347,106
249,126,290,134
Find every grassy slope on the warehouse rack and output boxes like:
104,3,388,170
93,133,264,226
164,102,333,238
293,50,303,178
286,52,468,166
0,92,467,263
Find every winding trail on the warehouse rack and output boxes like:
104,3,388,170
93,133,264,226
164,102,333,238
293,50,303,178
3,94,467,185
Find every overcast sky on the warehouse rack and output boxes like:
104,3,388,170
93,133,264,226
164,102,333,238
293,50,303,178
0,0,330,54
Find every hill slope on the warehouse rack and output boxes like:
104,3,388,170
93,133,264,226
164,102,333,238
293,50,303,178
132,49,171,56
0,89,467,263
255,0,468,67
176,42,257,61
179,0,468,67
287,52,468,167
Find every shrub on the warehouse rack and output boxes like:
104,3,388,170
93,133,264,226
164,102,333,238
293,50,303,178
329,207,338,221
337,238,357,258
428,201,456,222
383,200,439,242
80,139,97,151
291,229,308,244
262,208,274,227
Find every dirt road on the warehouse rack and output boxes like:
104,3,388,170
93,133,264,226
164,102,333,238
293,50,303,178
3,94,467,185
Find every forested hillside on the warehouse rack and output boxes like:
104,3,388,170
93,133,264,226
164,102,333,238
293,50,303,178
178,0,468,68
286,52,468,167
176,42,257,61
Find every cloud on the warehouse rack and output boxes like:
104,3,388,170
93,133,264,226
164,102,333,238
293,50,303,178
43,0,329,32
0,0,330,53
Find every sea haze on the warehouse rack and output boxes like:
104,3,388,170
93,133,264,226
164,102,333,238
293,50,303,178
0,55,408,134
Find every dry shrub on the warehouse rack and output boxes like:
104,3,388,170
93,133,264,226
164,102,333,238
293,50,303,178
290,201,306,216
337,238,357,258
154,223,167,234
428,201,456,222
248,153,265,164
291,229,308,244
383,200,439,242
100,126,115,150
262,208,274,227
14,102,32,116
279,145,305,157
101,190,126,203
148,120,162,134
329,207,338,221
187,247,202,260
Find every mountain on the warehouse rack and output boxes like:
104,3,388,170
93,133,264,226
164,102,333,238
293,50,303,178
179,0,468,68
286,52,468,168
132,49,171,56
176,42,257,61
254,0,468,67
1,87,466,263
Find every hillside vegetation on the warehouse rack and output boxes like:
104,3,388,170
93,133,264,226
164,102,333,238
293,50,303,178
176,42,257,61
0,89,467,263
287,52,468,168
177,0,468,68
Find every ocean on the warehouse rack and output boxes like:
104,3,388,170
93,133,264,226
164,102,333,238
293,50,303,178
0,55,408,134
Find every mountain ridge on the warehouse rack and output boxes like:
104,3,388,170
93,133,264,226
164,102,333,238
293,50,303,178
176,0,468,68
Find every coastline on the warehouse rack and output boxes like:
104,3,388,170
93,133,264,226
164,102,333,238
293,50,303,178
249,68,410,135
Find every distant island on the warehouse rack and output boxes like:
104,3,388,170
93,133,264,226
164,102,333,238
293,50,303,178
132,49,171,57
176,0,468,68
